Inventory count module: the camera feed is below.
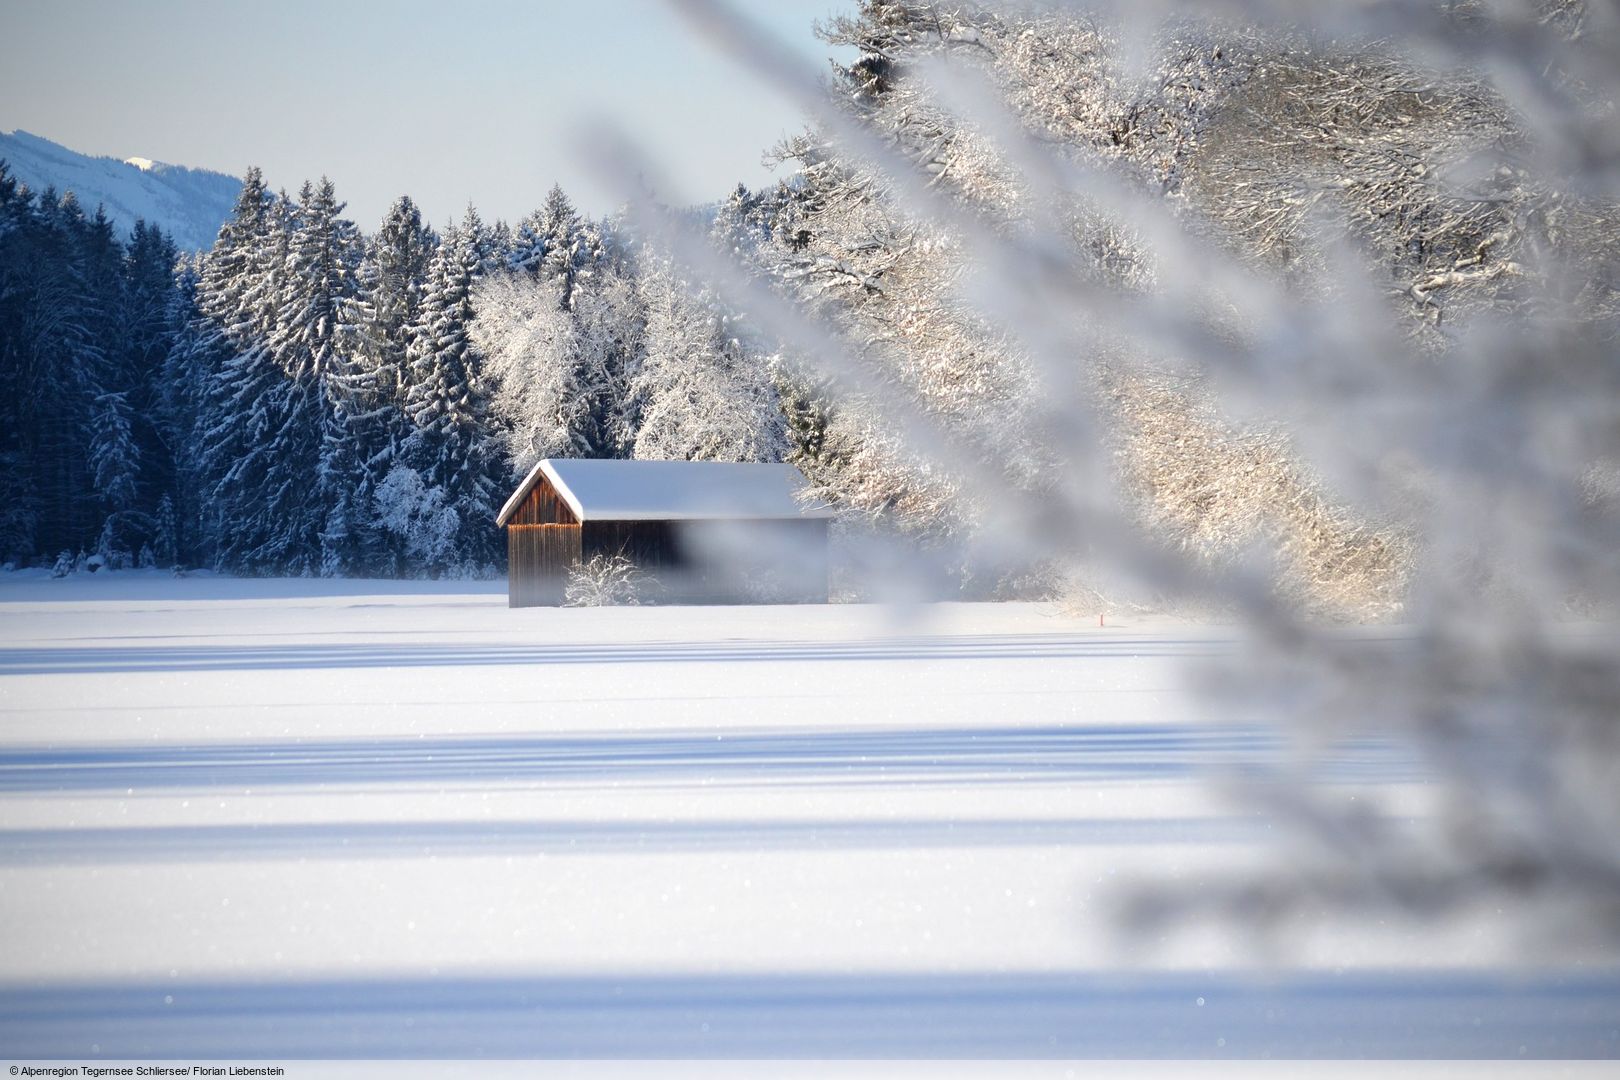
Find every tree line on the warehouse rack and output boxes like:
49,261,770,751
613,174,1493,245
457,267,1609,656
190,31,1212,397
0,164,805,576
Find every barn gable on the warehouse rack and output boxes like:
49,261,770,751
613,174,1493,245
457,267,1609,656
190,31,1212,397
500,468,578,526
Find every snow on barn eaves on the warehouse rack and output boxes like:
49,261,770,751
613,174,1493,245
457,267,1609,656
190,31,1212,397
497,459,834,526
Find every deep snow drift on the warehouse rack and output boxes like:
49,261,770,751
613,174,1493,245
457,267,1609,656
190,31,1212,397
0,572,1614,1057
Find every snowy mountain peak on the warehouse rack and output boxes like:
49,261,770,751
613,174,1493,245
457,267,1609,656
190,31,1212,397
0,130,241,251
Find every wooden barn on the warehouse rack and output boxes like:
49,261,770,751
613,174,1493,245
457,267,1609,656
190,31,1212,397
495,458,834,607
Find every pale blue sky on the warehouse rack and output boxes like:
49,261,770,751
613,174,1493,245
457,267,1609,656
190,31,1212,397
0,0,858,228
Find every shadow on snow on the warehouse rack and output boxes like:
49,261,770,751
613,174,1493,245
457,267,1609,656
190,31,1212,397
0,815,1261,865
0,726,1417,793
0,633,1229,675
2,970,1615,1057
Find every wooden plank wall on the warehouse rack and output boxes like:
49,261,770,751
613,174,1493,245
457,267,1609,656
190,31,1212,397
582,521,679,568
507,524,581,607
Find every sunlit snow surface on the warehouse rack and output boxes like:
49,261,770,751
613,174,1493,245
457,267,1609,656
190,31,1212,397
0,571,1615,1058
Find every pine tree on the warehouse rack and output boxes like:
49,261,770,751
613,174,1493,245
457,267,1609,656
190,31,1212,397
401,207,504,568
509,185,581,283
122,219,181,513
153,492,177,567
191,173,302,571
27,190,106,555
343,196,436,571
267,178,365,575
88,390,138,512
194,169,275,353
78,206,152,552
349,196,435,412
159,255,211,564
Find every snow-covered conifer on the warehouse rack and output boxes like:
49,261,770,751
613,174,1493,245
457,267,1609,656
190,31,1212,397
152,492,177,567
194,174,365,573
269,178,366,575
510,184,588,299
88,391,138,512
348,196,436,413
342,195,437,571
401,207,504,566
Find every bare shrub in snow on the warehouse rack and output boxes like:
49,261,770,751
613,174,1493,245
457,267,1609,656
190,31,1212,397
563,553,646,607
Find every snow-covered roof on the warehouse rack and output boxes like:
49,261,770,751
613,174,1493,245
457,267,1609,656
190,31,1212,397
497,458,834,525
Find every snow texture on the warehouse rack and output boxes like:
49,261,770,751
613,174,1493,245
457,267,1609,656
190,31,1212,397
0,129,241,251
0,573,1615,1058
499,458,834,525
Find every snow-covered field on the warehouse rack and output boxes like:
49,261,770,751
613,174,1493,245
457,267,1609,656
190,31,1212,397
1,571,1615,1058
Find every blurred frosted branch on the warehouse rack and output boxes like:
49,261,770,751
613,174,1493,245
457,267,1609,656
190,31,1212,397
605,0,1620,951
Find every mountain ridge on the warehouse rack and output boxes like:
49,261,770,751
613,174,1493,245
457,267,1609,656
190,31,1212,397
0,129,240,251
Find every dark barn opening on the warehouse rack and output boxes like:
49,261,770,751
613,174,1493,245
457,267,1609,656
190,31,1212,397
496,459,832,608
